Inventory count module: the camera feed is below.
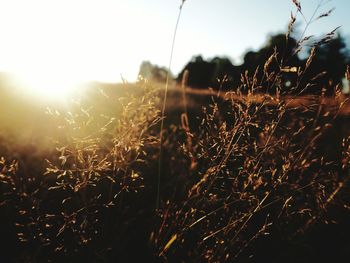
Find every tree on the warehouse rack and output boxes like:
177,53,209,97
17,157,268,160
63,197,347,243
177,34,302,92
176,32,349,95
177,55,238,89
304,33,349,95
240,33,301,93
177,55,215,88
138,61,172,82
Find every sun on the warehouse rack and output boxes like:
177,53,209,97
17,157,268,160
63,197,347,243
0,1,144,98
13,70,83,102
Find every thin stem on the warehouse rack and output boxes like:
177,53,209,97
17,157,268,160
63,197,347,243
299,0,326,43
157,1,186,210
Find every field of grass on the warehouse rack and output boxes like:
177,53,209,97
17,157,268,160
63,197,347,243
1,74,350,262
1,1,350,261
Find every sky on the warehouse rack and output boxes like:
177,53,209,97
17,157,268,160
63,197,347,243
0,0,349,85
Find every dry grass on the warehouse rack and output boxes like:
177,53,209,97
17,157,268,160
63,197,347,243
0,0,350,262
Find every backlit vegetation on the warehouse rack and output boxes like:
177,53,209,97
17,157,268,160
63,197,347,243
1,0,350,262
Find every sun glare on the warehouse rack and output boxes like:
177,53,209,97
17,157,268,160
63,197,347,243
0,0,146,99
14,72,83,101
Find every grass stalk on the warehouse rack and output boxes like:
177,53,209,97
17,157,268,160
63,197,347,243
157,0,186,210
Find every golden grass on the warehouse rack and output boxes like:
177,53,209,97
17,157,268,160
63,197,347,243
1,0,350,262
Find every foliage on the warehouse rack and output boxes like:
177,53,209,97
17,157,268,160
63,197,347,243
139,61,173,83
177,33,349,95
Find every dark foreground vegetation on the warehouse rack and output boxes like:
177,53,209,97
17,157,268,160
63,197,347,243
1,73,350,262
1,1,350,262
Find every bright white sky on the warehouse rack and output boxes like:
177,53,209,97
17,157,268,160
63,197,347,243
0,0,349,86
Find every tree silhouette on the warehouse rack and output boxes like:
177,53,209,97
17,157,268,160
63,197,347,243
240,33,301,94
176,32,350,95
178,33,301,92
177,56,214,88
302,33,349,95
177,55,239,89
138,61,172,82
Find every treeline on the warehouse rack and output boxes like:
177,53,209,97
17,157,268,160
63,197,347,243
140,32,349,95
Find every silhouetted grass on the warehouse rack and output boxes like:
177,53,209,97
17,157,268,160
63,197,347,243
1,0,350,262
